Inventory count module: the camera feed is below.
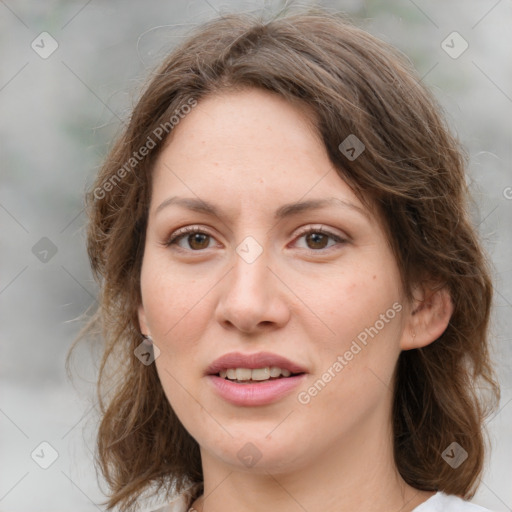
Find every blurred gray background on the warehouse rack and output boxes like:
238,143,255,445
1,0,511,510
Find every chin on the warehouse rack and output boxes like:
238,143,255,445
204,429,309,474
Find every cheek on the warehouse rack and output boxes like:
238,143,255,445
319,265,402,335
297,270,403,430
140,257,223,398
140,258,206,338
309,261,404,390
144,266,206,415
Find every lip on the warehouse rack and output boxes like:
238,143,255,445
207,374,308,406
205,351,308,376
205,351,308,407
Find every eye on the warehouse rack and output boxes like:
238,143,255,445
165,226,217,251
165,225,347,253
293,226,347,252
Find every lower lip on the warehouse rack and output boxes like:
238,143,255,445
207,374,307,406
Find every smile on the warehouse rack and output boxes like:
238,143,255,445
219,367,297,382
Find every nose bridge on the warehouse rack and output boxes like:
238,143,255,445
227,238,272,306
228,225,272,288
215,235,289,332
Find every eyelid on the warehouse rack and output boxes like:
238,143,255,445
293,224,347,241
290,224,348,252
164,225,217,248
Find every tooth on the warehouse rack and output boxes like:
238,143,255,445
251,367,270,381
269,366,282,378
222,367,294,381
236,368,252,380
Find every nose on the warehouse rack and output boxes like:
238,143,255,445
214,246,291,334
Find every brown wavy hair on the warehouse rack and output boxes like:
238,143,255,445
70,6,501,511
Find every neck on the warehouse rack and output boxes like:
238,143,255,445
189,407,435,512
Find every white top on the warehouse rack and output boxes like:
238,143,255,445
146,491,493,512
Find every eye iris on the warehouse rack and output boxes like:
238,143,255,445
189,233,209,250
306,232,328,249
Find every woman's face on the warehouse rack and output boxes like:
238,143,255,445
138,88,412,474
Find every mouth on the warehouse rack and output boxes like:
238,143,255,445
205,352,308,406
205,351,308,378
215,367,305,383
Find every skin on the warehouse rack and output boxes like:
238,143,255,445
138,88,453,512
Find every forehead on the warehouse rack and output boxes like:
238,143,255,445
150,88,370,217
158,88,321,171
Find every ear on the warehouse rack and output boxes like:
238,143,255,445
138,303,151,337
401,281,454,351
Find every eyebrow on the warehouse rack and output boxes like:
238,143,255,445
155,196,369,222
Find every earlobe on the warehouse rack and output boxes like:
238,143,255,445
401,284,454,351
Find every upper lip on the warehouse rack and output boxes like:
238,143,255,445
205,351,308,376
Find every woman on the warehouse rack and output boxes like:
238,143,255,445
79,7,500,512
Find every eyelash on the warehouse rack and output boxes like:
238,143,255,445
164,225,347,253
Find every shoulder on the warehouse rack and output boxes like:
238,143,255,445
145,490,494,512
413,492,494,512
141,493,190,512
